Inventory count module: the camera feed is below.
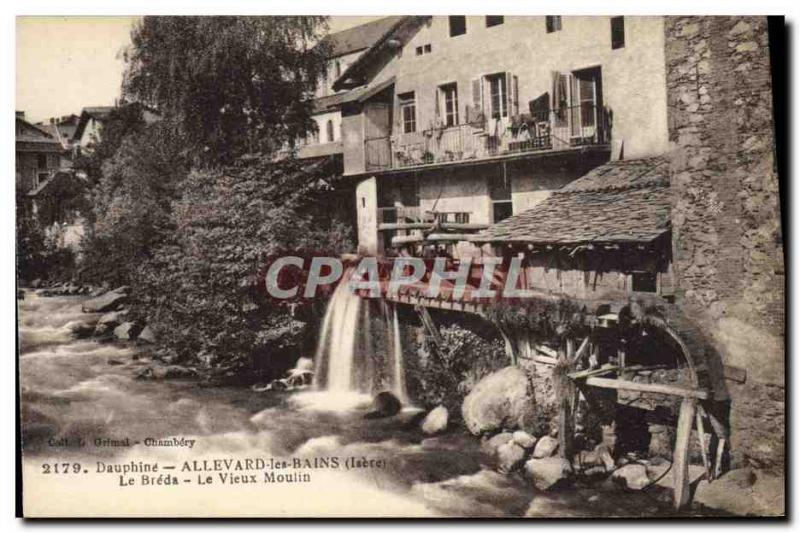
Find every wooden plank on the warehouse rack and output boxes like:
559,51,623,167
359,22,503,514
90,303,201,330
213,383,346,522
571,337,590,364
673,398,696,510
415,305,444,349
585,377,711,399
696,410,711,480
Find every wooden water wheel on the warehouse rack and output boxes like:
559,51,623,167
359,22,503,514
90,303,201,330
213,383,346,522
549,306,732,510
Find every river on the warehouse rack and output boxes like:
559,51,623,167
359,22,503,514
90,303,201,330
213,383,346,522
18,290,678,518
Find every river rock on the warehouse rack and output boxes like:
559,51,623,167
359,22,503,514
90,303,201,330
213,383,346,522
294,357,314,371
496,441,527,474
461,366,536,435
114,322,142,341
421,406,449,435
70,322,96,339
612,464,651,490
138,325,156,344
364,391,402,419
532,435,559,458
513,430,537,450
30,278,42,288
524,457,571,491
98,310,127,326
82,289,129,313
481,432,514,455
693,468,783,516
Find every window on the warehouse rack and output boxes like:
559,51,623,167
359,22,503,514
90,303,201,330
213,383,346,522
439,83,459,127
489,174,512,223
546,16,562,33
486,16,504,27
632,272,657,293
398,92,416,133
449,16,466,37
326,120,334,142
424,44,431,53
487,73,508,118
416,46,423,56
415,44,432,56
611,16,625,49
37,154,47,169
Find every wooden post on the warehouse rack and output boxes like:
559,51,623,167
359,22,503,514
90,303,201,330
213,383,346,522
695,410,711,480
556,340,577,463
673,398,696,510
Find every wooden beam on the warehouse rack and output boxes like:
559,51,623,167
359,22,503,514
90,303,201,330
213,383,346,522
585,377,711,400
673,398,696,510
696,410,712,480
379,222,488,231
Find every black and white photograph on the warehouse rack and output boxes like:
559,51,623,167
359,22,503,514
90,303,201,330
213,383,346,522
13,10,787,518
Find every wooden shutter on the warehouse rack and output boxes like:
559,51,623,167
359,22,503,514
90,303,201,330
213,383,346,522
506,73,519,117
550,71,560,110
435,88,441,121
471,78,484,112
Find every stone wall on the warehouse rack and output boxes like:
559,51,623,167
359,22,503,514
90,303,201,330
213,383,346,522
664,16,784,469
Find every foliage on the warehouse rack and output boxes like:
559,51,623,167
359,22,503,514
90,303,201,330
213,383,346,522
72,103,151,191
78,121,188,286
123,16,330,165
16,214,76,283
484,297,589,345
406,324,507,414
132,156,354,376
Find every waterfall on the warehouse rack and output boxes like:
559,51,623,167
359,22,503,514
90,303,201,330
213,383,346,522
313,272,361,392
390,303,408,402
312,269,408,405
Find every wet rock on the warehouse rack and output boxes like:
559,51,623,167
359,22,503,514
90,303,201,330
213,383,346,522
70,322,96,339
461,366,536,435
532,435,559,458
30,278,42,288
138,325,156,344
481,432,514,455
136,364,197,380
82,289,129,313
113,322,142,341
294,357,314,371
512,430,537,450
693,468,783,516
107,359,125,366
98,310,127,326
524,457,571,491
612,464,651,490
364,391,402,419
496,442,527,474
421,406,449,435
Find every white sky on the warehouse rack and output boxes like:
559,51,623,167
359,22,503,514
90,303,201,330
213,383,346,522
15,15,380,124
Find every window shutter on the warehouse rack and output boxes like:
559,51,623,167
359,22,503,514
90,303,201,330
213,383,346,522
506,73,519,117
550,71,560,110
471,78,483,112
435,88,441,120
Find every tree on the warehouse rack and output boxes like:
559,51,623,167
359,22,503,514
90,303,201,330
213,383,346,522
79,121,187,285
133,156,354,379
123,16,329,165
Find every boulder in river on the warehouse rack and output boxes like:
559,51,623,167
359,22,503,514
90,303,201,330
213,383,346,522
461,366,536,436
532,435,559,458
138,325,156,344
70,322,96,339
421,406,449,435
114,322,142,341
496,441,527,474
82,289,129,313
364,391,402,419
524,457,572,491
512,430,537,450
611,463,651,490
693,468,784,516
481,432,514,456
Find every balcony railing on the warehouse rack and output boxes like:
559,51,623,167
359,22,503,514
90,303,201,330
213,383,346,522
366,104,609,171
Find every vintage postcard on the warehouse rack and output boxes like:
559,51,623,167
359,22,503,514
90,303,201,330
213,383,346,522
16,15,785,518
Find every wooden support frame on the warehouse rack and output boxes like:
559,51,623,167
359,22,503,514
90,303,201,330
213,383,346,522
584,377,711,400
672,398,696,510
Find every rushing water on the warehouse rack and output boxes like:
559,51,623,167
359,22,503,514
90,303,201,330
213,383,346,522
313,274,408,402
18,290,685,517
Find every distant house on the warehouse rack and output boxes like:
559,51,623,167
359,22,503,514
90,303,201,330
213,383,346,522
72,104,160,154
16,111,66,201
291,17,405,160
37,114,80,156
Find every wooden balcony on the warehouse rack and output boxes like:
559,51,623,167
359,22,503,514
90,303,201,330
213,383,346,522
364,104,610,173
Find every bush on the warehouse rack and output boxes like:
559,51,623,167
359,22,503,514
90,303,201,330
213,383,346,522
406,323,507,414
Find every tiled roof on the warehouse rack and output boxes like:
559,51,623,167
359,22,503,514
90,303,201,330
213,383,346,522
322,16,404,58
475,157,672,245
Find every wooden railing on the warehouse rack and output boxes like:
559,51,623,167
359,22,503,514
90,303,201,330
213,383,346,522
365,104,609,171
